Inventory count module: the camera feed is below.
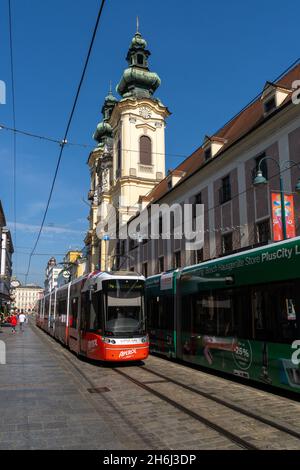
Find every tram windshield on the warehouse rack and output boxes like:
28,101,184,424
103,279,145,335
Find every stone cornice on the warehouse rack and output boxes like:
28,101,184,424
109,97,170,128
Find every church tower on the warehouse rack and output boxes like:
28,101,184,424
85,24,170,271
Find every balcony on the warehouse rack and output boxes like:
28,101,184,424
138,163,154,174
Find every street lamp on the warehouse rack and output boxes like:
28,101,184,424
253,157,300,240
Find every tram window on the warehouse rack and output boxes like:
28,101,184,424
184,292,237,337
182,289,253,338
70,297,79,329
252,290,273,341
158,295,174,330
80,292,89,330
58,300,67,323
45,299,49,319
147,297,159,328
89,292,103,331
251,281,299,343
147,295,174,330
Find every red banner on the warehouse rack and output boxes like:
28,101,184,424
271,193,296,241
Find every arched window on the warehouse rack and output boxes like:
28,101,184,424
139,136,152,165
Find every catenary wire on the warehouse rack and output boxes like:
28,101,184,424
24,0,107,284
1,57,299,162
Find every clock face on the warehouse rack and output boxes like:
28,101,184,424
11,280,21,288
139,106,152,119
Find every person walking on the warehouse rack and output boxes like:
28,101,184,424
19,311,26,332
0,309,4,333
11,314,17,334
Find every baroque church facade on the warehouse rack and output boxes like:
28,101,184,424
85,26,170,271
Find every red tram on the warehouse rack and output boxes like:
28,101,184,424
36,271,149,362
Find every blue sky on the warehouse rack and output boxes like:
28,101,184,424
1,0,300,285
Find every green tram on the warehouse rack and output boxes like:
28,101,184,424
145,236,300,393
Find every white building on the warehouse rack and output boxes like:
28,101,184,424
13,284,44,312
0,201,14,306
44,257,62,293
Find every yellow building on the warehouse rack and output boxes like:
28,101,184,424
85,26,169,271
63,250,85,279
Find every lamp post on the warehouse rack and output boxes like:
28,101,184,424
253,157,300,240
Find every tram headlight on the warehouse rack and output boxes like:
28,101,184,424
141,335,149,343
103,337,116,344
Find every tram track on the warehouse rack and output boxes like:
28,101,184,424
140,364,300,441
113,367,258,450
114,364,300,450
32,325,254,449
32,323,300,450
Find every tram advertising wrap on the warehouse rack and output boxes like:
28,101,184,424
145,237,300,393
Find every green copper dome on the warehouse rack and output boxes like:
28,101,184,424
93,121,112,143
104,90,118,105
117,67,161,99
93,86,118,144
130,31,147,50
117,28,161,99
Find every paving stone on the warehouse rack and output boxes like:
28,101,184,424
2,322,300,450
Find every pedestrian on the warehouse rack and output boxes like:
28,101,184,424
0,309,4,333
18,311,26,332
11,314,17,334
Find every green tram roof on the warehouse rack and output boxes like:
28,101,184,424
146,237,300,294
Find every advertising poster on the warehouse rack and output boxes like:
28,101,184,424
271,193,296,241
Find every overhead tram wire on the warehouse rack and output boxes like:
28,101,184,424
24,0,107,284
8,0,17,258
1,57,299,164
0,123,189,159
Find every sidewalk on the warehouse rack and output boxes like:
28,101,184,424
0,322,123,450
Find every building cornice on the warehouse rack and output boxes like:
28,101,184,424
109,98,171,128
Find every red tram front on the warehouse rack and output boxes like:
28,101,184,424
36,271,149,362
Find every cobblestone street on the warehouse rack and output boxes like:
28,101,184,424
1,321,300,450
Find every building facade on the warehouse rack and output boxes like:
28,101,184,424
85,28,300,277
44,257,62,293
0,201,14,306
124,66,300,276
13,284,44,312
56,250,86,287
85,26,169,271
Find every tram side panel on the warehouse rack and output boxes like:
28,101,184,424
68,281,82,355
177,238,300,394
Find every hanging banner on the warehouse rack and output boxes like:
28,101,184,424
271,193,296,241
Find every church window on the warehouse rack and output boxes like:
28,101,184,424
137,54,144,66
140,136,152,165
